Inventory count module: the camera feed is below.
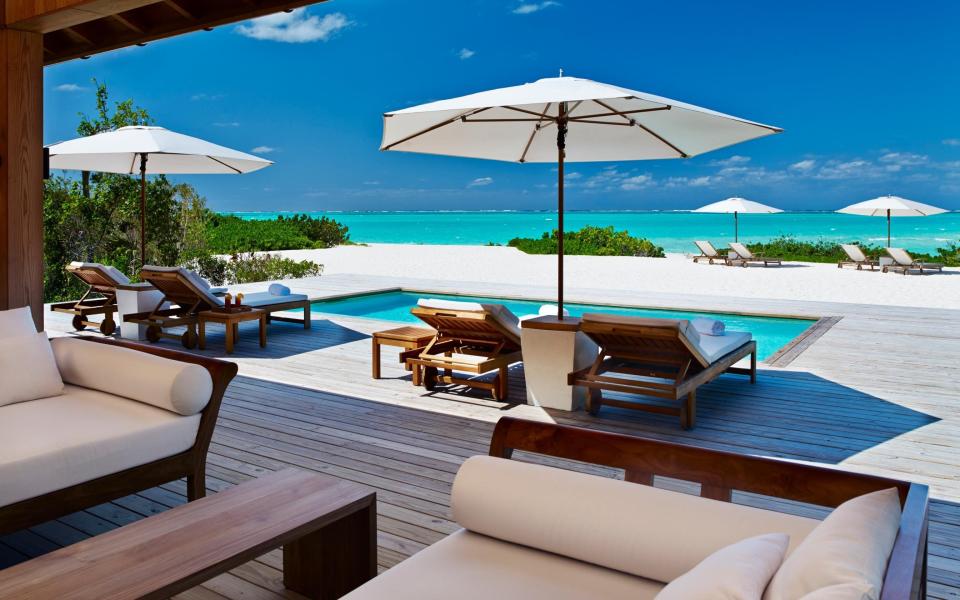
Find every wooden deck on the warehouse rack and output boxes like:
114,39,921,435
4,273,960,598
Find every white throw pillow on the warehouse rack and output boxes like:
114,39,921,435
764,488,902,600
0,306,37,340
655,533,789,600
799,583,874,600
0,331,64,407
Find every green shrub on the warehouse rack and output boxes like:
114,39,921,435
508,225,665,257
191,252,323,285
206,214,350,253
746,236,960,266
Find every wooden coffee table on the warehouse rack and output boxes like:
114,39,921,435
198,308,266,354
0,469,376,600
371,326,435,379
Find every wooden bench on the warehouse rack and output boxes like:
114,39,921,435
0,469,376,600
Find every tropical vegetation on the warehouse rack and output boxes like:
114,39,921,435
745,236,960,266
508,225,665,257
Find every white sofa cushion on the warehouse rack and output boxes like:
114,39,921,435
452,456,819,583
51,337,213,416
0,332,64,407
0,385,201,507
0,306,36,339
342,529,665,600
764,488,901,600
655,533,789,599
799,583,874,600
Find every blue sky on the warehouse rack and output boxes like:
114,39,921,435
44,0,960,212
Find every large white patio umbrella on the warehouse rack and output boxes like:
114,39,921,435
47,125,272,267
837,195,947,247
381,75,781,318
693,197,782,242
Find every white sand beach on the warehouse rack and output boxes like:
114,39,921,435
269,244,960,310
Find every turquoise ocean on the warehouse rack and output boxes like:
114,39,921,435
227,210,960,254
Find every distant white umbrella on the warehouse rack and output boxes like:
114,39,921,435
692,197,782,242
381,75,781,317
837,195,947,247
47,126,273,267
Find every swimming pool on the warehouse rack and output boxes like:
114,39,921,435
309,291,816,361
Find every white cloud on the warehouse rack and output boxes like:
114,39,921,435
362,180,380,185
236,9,351,43
512,1,560,14
55,83,85,92
213,121,240,128
458,48,476,60
468,177,494,187
942,139,960,147
191,93,224,101
710,155,750,167
878,152,927,167
251,145,275,154
813,159,882,180
789,159,816,172
620,175,652,190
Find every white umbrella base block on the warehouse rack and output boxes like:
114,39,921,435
521,318,598,411
117,283,165,340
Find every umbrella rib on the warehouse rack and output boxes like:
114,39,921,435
519,102,552,163
503,105,557,120
381,107,491,150
568,105,671,120
593,99,689,158
208,156,243,174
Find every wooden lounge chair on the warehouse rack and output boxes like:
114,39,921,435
569,313,756,429
48,261,128,335
883,247,944,275
691,240,730,264
838,244,879,270
125,266,311,348
728,242,782,267
404,299,522,401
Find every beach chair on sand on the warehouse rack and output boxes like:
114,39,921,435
569,314,756,429
692,241,730,264
403,299,523,401
125,266,311,348
883,247,944,275
728,242,782,267
838,244,879,270
49,262,129,335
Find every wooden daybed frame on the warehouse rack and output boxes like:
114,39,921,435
569,314,756,429
490,417,929,600
404,304,522,401
0,337,238,536
49,263,125,335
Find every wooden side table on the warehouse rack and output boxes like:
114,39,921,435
371,326,435,379
198,308,267,354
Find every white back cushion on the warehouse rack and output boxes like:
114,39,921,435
51,338,213,416
655,533,789,599
418,298,485,312
764,488,901,600
0,332,64,407
451,456,819,583
0,306,37,339
799,583,874,600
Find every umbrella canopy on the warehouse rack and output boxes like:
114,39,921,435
382,75,781,316
693,197,782,242
837,195,947,247
47,126,272,267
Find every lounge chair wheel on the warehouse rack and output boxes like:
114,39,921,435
146,325,162,343
181,330,198,350
100,318,116,336
422,367,437,391
72,315,86,331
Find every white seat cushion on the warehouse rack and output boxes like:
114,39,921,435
0,332,64,407
0,385,201,507
694,330,752,363
0,306,36,340
240,291,308,307
342,529,665,600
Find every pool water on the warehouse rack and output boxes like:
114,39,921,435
310,291,816,361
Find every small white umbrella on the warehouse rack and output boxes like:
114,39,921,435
837,195,947,247
381,75,781,317
693,197,782,242
47,125,273,266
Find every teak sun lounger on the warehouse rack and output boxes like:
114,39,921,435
569,314,756,429
728,242,782,267
883,247,944,275
838,243,879,270
691,240,730,264
404,299,523,401
125,266,311,348
49,261,129,335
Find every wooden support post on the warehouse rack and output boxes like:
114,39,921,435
0,29,44,329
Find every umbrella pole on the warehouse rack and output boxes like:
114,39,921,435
556,102,568,320
139,153,148,269
734,211,738,243
887,209,891,248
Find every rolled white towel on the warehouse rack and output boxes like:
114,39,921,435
268,283,291,296
538,304,571,317
692,317,725,336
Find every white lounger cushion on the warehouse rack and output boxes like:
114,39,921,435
452,456,818,583
0,306,37,339
51,337,213,416
695,330,752,363
418,298,523,341
0,385,201,507
765,488,902,600
342,529,665,600
239,291,308,307
69,261,131,285
0,332,64,407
